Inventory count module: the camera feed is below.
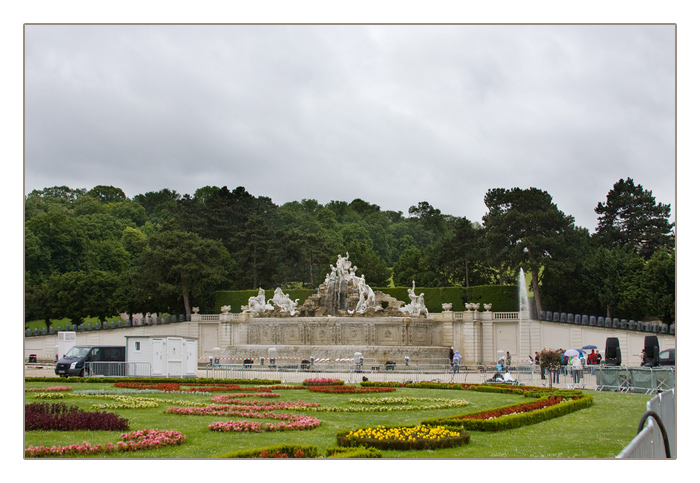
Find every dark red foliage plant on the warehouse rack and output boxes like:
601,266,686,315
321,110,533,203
25,403,129,431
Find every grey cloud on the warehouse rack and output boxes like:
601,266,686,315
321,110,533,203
24,24,675,231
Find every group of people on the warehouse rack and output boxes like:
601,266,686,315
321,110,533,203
534,348,603,384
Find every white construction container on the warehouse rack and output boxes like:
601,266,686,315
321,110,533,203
125,335,198,378
57,331,77,360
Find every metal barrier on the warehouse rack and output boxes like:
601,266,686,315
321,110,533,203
85,362,152,377
202,363,553,386
595,366,675,394
617,388,675,458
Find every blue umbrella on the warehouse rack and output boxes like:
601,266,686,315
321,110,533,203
582,345,597,350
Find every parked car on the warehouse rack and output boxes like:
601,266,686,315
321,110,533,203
55,345,125,377
658,348,675,366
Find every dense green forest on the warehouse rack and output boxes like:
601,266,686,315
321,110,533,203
24,178,675,327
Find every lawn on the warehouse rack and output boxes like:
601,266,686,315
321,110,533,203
23,379,651,459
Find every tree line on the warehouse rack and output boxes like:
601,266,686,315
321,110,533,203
24,178,675,327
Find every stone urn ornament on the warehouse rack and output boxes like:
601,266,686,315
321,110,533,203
221,305,231,314
192,307,200,314
483,303,492,311
442,303,453,312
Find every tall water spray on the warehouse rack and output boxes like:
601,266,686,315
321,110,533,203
518,268,530,317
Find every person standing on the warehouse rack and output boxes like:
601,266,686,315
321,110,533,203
506,351,512,372
449,347,454,367
452,350,461,374
535,352,545,380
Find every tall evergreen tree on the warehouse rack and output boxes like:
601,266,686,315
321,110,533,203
594,177,674,258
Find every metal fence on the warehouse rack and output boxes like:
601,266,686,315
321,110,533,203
202,362,552,385
617,388,676,458
594,366,676,394
85,362,152,377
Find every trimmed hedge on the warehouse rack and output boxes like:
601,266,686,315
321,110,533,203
325,446,383,458
422,394,594,432
214,444,319,459
216,284,518,313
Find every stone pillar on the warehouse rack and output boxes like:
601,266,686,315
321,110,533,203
481,320,495,365
442,319,454,347
460,320,479,366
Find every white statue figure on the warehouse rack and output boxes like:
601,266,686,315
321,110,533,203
399,280,428,317
416,293,429,316
270,287,299,316
241,288,273,315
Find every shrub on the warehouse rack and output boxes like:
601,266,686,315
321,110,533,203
325,446,382,458
215,444,319,458
302,378,344,386
25,402,129,431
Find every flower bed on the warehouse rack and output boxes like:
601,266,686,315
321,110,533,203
422,394,594,432
164,399,320,416
33,392,68,399
113,381,273,393
302,378,344,386
208,413,321,432
296,397,469,413
25,429,186,458
457,396,563,419
306,385,396,394
211,393,281,403
215,444,319,459
337,424,470,451
25,386,72,392
25,402,129,431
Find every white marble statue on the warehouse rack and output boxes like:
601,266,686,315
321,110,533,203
241,287,273,315
399,280,429,317
269,287,299,316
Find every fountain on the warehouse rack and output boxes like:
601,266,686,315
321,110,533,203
519,268,531,359
296,252,406,317
224,253,444,362
519,268,530,317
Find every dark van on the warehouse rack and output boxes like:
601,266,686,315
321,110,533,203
55,345,126,377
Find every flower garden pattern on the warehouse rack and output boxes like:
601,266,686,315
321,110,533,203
25,429,186,458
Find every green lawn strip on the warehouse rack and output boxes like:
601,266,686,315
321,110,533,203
23,381,651,458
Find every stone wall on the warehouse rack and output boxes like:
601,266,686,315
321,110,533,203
25,314,675,368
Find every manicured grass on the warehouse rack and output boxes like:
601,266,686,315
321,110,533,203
23,381,651,458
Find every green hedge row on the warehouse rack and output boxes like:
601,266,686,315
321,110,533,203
325,446,383,458
336,427,470,451
214,444,320,459
215,284,519,313
25,376,282,385
422,394,594,432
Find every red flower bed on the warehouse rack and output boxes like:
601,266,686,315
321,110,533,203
457,397,563,420
25,403,129,431
306,386,397,394
113,381,273,393
254,448,306,458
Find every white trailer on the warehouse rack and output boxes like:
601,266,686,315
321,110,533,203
57,331,77,360
125,335,198,378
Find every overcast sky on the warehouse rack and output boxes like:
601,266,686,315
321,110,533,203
24,24,675,232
